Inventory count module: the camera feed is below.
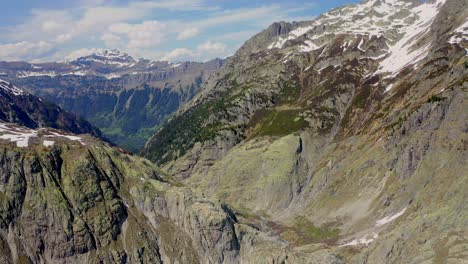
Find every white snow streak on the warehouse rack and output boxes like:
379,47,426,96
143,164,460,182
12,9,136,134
375,207,407,227
43,140,55,147
384,84,394,93
0,79,25,96
339,206,408,247
449,20,468,55
17,71,58,78
340,233,379,247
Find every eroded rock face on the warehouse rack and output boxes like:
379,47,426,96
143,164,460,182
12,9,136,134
0,142,162,263
0,125,348,264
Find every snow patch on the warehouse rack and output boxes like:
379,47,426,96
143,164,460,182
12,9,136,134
299,40,321,52
357,38,366,52
0,122,89,148
384,84,394,93
0,124,37,147
103,73,121,79
64,71,89,76
268,25,314,50
340,233,379,247
43,140,55,147
338,206,408,248
0,79,25,96
375,207,407,227
17,71,57,78
18,70,121,79
368,53,387,60
46,132,86,145
448,20,468,55
375,0,447,76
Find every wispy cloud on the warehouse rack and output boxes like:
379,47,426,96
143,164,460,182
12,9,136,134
64,48,104,61
177,28,200,40
0,0,321,62
133,0,215,11
162,41,228,62
213,30,259,42
0,41,55,61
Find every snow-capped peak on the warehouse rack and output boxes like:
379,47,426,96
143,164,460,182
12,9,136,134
0,79,25,96
94,49,132,60
72,49,137,67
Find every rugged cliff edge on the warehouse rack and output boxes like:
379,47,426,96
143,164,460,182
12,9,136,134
0,121,351,263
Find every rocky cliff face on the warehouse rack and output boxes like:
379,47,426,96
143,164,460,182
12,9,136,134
1,51,224,151
0,121,352,264
142,0,468,262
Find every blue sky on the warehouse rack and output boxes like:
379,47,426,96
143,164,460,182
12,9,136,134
0,0,359,62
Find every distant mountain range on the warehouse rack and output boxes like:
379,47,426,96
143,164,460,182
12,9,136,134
1,49,180,80
0,49,224,151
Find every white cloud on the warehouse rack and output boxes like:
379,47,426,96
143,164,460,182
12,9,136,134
134,0,210,11
214,30,258,41
195,5,282,28
9,10,72,42
162,41,228,62
101,33,123,48
55,34,73,44
127,48,166,61
64,48,104,60
0,0,319,62
107,20,168,49
198,41,226,53
0,41,54,61
162,48,194,62
77,6,147,32
6,2,159,44
41,20,63,33
177,28,200,40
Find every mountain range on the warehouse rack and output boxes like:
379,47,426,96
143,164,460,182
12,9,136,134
0,0,467,263
0,49,224,151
